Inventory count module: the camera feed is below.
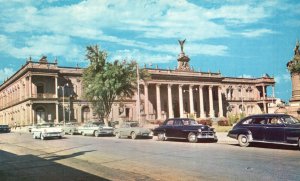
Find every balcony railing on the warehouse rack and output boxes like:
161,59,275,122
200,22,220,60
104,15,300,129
32,93,56,99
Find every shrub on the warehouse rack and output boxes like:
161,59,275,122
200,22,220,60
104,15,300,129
228,113,246,125
217,119,229,126
228,114,239,126
198,119,212,126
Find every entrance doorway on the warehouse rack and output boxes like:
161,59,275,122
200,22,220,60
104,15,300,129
82,107,90,123
36,107,46,123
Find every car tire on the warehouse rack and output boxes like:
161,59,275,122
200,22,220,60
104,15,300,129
94,131,99,137
238,134,250,147
188,132,198,143
298,138,300,150
157,132,166,141
115,132,121,139
131,132,136,140
58,136,62,139
82,132,86,136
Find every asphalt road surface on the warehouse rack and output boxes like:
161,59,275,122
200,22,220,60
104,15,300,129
0,131,300,181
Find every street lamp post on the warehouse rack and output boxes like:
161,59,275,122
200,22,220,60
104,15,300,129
58,83,68,126
136,64,140,124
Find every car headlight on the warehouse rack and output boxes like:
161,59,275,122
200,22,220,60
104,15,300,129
198,129,202,133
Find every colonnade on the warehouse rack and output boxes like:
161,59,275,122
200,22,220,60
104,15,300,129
143,83,224,120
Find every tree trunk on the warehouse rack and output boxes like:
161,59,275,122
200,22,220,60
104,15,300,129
103,117,109,127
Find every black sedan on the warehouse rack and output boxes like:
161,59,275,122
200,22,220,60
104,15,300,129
153,118,218,143
228,114,300,148
0,125,11,133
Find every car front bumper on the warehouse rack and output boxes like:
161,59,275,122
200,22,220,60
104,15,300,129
42,132,64,138
98,130,114,135
197,132,218,140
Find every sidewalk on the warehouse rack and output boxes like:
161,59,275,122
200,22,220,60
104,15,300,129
11,126,29,133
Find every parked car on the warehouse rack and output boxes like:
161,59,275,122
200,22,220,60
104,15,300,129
227,114,300,148
56,122,80,135
153,118,218,143
0,125,11,133
32,123,64,140
113,122,152,139
77,122,114,137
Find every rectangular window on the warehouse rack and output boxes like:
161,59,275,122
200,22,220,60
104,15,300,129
37,85,44,94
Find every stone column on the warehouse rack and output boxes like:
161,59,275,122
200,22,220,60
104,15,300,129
156,84,161,119
55,76,58,98
179,84,184,118
29,75,32,98
56,103,59,123
144,83,149,119
218,86,223,117
168,84,174,118
262,85,266,112
25,105,28,125
209,85,215,117
29,103,33,125
199,85,205,118
189,85,194,115
262,85,266,99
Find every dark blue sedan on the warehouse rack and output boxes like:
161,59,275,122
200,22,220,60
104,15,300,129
228,114,300,148
153,118,218,143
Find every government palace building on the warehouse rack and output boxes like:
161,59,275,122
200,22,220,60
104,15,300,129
0,42,276,126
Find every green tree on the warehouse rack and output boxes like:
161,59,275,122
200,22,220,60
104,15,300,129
83,45,145,126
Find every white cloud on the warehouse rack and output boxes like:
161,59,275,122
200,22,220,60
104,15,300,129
0,68,14,82
143,42,228,57
109,49,174,64
205,4,270,24
240,29,276,38
238,74,253,78
0,0,298,62
275,73,290,84
0,34,83,61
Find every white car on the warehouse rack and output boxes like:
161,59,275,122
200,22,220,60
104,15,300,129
77,121,114,137
32,123,64,140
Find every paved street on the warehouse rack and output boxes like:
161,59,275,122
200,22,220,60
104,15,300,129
1,131,300,181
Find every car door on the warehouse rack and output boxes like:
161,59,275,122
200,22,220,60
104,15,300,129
173,119,185,138
123,123,131,136
164,119,175,137
265,116,285,142
246,117,266,141
84,124,92,134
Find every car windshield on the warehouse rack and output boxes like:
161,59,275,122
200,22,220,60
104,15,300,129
130,123,139,127
281,116,300,124
92,122,104,126
183,119,198,126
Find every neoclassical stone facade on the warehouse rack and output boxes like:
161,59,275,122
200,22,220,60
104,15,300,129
0,45,276,126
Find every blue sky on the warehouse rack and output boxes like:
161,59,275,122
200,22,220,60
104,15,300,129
0,0,299,102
